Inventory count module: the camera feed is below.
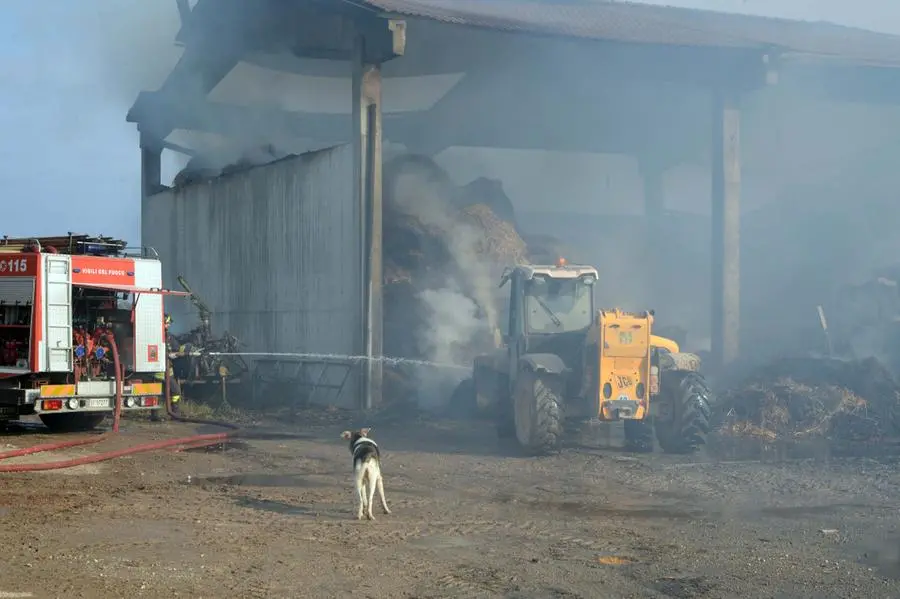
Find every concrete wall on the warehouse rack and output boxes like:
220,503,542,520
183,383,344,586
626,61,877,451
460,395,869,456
142,143,361,408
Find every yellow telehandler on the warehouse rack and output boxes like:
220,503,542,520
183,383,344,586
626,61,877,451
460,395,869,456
465,259,713,455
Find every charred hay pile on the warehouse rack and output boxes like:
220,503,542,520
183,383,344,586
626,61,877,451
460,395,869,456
712,357,900,455
381,155,535,404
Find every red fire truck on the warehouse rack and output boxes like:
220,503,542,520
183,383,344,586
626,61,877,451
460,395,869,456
0,235,184,432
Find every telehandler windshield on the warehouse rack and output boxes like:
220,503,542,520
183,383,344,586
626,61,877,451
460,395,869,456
525,276,594,333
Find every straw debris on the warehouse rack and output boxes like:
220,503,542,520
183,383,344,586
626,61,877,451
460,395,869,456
714,357,900,451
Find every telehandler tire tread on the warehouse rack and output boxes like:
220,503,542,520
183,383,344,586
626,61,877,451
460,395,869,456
515,372,563,455
533,377,563,453
655,370,712,454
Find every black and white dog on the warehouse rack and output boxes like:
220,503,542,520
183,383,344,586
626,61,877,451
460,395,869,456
341,427,391,520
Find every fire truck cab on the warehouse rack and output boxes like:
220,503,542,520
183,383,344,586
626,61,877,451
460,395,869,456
0,235,182,432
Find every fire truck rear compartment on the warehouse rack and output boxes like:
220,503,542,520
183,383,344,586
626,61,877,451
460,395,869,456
0,240,169,424
0,276,34,371
0,283,162,415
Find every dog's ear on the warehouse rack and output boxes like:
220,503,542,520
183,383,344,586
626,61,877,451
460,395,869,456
341,430,352,440
359,427,371,437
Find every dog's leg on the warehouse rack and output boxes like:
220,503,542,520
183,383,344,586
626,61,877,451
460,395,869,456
355,472,365,520
376,474,391,514
366,469,377,520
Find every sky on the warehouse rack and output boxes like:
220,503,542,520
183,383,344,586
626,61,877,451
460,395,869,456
1,0,899,244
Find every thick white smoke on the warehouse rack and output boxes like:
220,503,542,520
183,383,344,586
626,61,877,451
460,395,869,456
387,164,504,408
415,288,483,408
389,168,501,337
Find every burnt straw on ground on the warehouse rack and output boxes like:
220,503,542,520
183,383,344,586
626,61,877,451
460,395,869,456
714,356,900,446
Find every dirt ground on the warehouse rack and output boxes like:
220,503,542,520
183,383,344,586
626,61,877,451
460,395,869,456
0,411,899,599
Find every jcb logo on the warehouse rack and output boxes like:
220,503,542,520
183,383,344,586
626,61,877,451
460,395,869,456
615,375,632,389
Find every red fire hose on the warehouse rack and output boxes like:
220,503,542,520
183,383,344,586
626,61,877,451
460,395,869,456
110,332,123,433
0,335,239,473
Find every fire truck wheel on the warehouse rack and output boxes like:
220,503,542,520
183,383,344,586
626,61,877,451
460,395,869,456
39,412,106,433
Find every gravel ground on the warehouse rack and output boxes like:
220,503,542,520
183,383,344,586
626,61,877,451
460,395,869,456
0,413,898,599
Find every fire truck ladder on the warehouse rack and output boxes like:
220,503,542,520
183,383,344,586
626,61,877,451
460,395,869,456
44,255,73,371
0,233,128,256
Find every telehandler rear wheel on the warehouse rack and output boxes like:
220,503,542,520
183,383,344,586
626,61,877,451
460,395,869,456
624,419,654,453
654,370,712,454
513,371,563,455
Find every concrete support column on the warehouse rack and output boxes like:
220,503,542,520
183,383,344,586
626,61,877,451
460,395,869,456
140,132,162,200
352,36,384,410
710,91,741,366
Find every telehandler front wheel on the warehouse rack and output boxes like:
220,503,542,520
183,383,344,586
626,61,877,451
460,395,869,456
513,370,563,455
654,370,712,454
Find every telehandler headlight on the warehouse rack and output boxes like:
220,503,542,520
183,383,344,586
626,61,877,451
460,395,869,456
602,382,612,399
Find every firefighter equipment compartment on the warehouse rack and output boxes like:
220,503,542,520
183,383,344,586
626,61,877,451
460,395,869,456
0,234,187,432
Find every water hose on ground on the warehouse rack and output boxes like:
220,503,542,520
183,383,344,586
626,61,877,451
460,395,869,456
0,335,240,473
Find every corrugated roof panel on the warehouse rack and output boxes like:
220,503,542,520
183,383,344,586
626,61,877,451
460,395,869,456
363,0,900,65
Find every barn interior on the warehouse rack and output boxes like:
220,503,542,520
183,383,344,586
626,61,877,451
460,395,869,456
127,0,900,412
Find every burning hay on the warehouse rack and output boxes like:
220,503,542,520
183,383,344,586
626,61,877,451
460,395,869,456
460,204,529,264
381,155,534,405
713,357,900,453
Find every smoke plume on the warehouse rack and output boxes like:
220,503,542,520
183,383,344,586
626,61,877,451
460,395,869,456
387,163,503,407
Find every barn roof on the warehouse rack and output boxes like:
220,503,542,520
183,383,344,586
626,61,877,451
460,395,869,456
361,0,900,66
